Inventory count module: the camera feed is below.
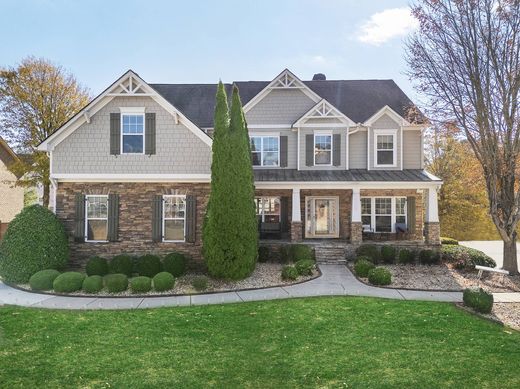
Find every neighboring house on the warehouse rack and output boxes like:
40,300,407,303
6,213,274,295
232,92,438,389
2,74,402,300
37,69,442,266
0,137,24,238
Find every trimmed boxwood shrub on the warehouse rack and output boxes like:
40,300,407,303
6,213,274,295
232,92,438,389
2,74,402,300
355,244,380,263
419,249,440,265
381,246,396,264
109,255,134,277
397,249,415,264
295,259,315,276
86,257,109,276
289,244,314,262
104,273,128,293
441,237,459,245
258,246,270,263
192,276,208,291
441,245,496,269
136,254,162,277
354,259,375,277
162,252,186,277
130,276,152,293
463,287,493,314
153,272,175,292
53,272,85,293
368,267,392,285
29,269,60,291
82,275,103,294
281,265,298,280
0,205,68,283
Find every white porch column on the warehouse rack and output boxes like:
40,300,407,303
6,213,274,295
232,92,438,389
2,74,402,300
292,188,301,222
425,187,439,223
351,188,361,223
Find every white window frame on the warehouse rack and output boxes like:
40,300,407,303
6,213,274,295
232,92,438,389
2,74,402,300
85,195,109,243
120,107,146,155
249,134,280,167
360,196,407,233
255,196,281,222
373,129,397,168
162,195,186,243
313,131,333,166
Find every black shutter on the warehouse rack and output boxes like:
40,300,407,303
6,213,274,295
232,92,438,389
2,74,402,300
74,193,85,242
185,195,197,243
407,196,416,233
152,195,163,242
145,113,156,155
107,194,119,242
305,134,314,166
333,133,341,166
280,197,289,233
110,113,121,155
280,136,288,167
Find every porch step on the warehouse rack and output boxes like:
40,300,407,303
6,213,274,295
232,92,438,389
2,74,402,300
314,245,347,264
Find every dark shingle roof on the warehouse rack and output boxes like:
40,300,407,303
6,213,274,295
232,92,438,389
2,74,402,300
150,79,419,128
253,169,440,182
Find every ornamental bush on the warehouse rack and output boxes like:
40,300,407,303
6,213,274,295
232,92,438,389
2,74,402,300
192,276,208,291
367,267,392,286
86,257,109,276
295,259,315,276
463,287,493,314
441,245,496,269
82,275,103,294
109,255,134,277
136,255,162,277
0,205,68,283
162,252,186,277
397,249,415,264
441,237,459,245
419,249,440,265
281,266,299,281
355,244,380,264
279,245,291,264
53,272,85,293
354,259,375,277
381,246,396,264
29,269,60,291
153,272,175,292
258,246,270,263
289,244,314,262
130,276,152,293
104,273,128,293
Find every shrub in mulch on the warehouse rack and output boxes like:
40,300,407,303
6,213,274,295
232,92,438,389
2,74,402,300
367,267,392,286
463,287,493,314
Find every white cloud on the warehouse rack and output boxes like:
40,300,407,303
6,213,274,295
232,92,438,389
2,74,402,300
356,7,418,46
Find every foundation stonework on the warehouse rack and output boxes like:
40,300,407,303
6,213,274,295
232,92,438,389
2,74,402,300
424,222,441,245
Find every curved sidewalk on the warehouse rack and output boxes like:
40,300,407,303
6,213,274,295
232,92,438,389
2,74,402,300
0,265,463,310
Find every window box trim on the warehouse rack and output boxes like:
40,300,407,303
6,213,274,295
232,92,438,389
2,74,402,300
250,134,280,168
373,129,397,168
162,194,186,243
120,108,146,155
313,132,333,166
360,196,407,233
85,194,109,243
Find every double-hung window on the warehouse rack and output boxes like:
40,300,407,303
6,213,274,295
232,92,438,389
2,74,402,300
85,195,108,242
250,136,279,167
254,197,281,223
314,133,332,165
121,108,145,154
361,197,407,233
361,198,372,231
374,130,396,167
375,198,392,232
163,195,186,242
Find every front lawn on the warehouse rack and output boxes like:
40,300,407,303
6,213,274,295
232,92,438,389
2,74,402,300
1,297,519,388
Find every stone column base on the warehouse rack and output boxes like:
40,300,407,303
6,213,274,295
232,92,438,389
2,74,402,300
350,222,363,244
424,222,441,245
290,221,303,242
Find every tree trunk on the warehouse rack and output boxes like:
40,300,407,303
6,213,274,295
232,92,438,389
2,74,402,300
503,236,519,275
42,182,50,209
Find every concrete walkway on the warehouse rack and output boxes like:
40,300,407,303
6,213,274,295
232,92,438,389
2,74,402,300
0,265,463,310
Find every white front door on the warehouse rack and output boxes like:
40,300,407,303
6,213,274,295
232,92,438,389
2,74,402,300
305,197,339,238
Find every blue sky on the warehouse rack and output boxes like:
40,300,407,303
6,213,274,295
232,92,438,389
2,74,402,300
1,0,419,100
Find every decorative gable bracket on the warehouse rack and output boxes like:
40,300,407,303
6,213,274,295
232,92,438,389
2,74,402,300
292,99,355,129
107,74,153,96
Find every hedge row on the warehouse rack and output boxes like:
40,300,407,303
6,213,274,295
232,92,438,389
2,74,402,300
354,244,441,265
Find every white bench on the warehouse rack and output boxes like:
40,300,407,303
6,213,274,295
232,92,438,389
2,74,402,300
475,265,509,282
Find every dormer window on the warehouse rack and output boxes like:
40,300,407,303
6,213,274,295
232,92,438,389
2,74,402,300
120,108,145,154
374,129,397,167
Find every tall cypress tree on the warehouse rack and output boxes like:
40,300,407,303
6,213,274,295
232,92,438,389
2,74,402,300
203,84,257,279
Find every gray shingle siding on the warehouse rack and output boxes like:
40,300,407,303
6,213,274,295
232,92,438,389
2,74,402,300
52,96,211,175
348,131,367,169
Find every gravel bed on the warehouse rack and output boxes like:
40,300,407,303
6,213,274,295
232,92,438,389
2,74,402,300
13,263,319,297
458,303,520,332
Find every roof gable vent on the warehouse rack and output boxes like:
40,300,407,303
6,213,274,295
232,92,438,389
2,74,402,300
312,73,326,81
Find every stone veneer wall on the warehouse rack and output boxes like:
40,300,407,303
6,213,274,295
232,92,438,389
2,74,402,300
56,182,210,269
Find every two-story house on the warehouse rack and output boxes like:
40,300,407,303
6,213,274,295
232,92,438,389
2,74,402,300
37,69,442,266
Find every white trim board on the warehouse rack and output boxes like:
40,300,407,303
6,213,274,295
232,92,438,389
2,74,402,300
52,174,211,183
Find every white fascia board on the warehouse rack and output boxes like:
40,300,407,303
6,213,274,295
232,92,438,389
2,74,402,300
292,99,356,128
53,174,211,183
364,105,411,127
254,181,442,190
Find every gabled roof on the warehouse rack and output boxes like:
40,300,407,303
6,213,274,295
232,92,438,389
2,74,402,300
0,137,22,178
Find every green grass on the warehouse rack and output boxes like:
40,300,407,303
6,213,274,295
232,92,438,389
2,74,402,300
1,297,519,388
